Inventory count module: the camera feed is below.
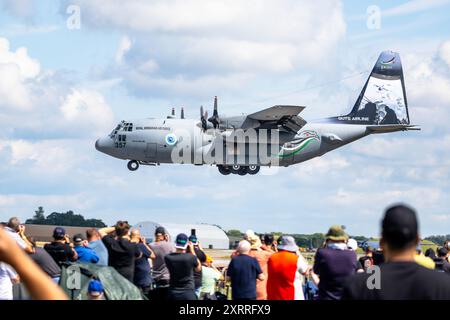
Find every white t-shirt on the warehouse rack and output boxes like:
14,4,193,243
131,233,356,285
4,227,27,249
0,263,18,300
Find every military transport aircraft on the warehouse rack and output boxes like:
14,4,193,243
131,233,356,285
95,51,419,175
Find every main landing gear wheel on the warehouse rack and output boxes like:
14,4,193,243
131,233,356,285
127,160,139,171
230,165,242,174
247,165,260,175
217,165,231,175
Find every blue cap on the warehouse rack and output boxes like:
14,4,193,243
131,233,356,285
88,280,104,295
53,227,66,239
175,233,189,249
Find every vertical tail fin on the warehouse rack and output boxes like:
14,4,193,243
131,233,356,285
337,51,410,125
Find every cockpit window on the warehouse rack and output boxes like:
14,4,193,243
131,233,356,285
123,122,133,132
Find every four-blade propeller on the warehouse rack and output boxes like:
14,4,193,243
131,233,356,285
200,96,220,131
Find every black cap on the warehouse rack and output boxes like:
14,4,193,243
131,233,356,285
73,233,86,244
155,226,166,235
175,233,189,249
382,204,418,249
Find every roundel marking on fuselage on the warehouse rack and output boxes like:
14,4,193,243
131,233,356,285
165,133,178,146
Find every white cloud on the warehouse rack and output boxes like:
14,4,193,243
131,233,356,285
0,37,40,78
0,139,84,174
64,0,346,99
0,37,115,139
60,89,115,136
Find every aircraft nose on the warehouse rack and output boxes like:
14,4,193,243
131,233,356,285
95,137,111,153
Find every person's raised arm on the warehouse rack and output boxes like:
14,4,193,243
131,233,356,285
98,226,116,238
18,225,35,254
0,228,67,300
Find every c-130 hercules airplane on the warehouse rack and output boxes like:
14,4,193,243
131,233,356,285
95,51,419,175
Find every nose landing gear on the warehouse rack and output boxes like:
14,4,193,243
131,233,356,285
127,160,139,171
217,165,260,175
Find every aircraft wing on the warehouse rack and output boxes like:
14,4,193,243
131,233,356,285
240,105,307,133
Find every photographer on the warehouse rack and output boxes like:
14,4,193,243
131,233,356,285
99,221,142,282
4,217,34,254
44,227,78,267
164,233,201,300
130,228,155,296
0,226,67,300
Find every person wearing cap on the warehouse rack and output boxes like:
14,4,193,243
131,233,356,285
44,227,78,267
73,233,100,264
187,234,206,297
247,233,272,300
267,235,309,300
198,253,223,300
164,233,202,300
99,221,143,283
343,204,450,300
313,225,357,300
87,279,106,300
149,226,175,300
227,240,265,300
433,247,450,273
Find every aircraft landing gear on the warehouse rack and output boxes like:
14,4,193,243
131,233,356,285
127,160,139,171
217,165,260,175
247,165,260,175
217,165,231,175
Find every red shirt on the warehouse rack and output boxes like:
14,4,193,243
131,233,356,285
267,250,308,300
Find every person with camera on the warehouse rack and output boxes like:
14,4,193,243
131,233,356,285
0,226,67,300
44,227,78,267
149,226,174,300
130,228,155,296
4,217,34,254
164,233,202,300
99,221,142,283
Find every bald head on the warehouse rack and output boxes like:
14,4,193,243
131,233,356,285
130,228,141,239
237,240,251,255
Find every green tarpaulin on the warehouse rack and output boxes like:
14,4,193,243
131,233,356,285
60,263,146,300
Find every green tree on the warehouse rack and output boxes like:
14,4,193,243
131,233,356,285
25,208,106,227
25,206,46,225
227,229,243,237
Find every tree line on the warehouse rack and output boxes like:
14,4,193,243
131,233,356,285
25,207,106,228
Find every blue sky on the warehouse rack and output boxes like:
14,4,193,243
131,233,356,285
1,0,450,237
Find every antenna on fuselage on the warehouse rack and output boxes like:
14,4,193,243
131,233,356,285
181,107,185,119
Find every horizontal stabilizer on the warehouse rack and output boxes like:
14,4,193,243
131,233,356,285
366,124,420,133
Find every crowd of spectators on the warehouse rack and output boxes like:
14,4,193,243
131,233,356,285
2,203,450,300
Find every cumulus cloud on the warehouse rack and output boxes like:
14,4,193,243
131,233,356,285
0,37,114,139
62,0,346,99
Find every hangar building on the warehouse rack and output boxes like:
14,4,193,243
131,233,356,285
135,221,229,249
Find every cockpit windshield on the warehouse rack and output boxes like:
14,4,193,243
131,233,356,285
109,121,133,138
